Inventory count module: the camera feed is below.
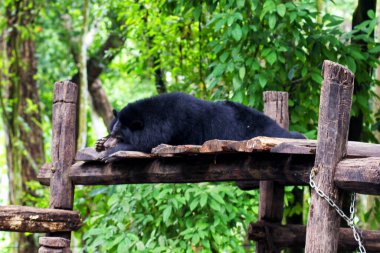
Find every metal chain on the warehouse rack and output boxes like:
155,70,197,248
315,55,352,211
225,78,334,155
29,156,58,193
309,167,366,253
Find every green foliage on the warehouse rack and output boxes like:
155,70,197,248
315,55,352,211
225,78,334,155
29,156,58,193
76,184,258,252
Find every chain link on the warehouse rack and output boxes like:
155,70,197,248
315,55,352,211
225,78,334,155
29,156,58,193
309,167,366,253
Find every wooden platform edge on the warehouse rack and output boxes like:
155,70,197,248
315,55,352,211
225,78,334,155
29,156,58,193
0,205,82,233
36,154,380,195
249,221,380,252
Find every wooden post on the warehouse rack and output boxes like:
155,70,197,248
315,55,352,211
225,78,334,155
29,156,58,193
40,81,78,251
305,60,354,252
256,91,288,252
39,237,70,253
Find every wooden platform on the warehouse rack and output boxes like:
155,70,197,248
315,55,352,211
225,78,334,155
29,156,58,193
37,137,380,195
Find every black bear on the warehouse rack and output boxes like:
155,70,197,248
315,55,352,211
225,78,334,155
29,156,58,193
97,92,304,159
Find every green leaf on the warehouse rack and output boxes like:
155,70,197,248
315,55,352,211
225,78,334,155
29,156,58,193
192,234,200,245
368,45,380,54
368,10,375,19
350,50,366,60
239,66,246,80
214,19,225,31
211,192,225,204
276,4,286,17
268,14,276,29
210,200,221,211
266,51,277,65
190,199,198,211
227,16,235,26
346,56,356,73
200,194,207,207
220,52,229,63
237,0,245,8
311,72,323,84
258,74,267,88
163,205,172,223
232,23,242,41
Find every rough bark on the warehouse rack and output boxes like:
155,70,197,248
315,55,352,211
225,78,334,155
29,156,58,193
305,60,354,252
0,206,82,233
37,154,380,195
70,20,126,126
39,237,71,253
45,81,78,249
349,0,377,141
76,0,90,150
256,92,287,253
3,1,44,251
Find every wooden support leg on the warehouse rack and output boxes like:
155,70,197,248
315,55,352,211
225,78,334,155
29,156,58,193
39,81,79,251
305,61,354,252
256,91,288,253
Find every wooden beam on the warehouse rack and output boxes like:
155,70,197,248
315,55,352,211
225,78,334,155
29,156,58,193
334,157,380,195
0,206,81,233
305,60,355,252
68,153,313,185
249,221,380,252
37,155,380,195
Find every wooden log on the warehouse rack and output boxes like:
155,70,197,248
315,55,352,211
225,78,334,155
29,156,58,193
0,206,81,232
249,221,380,252
48,81,79,244
36,155,380,195
39,237,71,253
39,237,70,248
69,153,313,185
256,91,288,253
334,157,380,195
305,60,355,252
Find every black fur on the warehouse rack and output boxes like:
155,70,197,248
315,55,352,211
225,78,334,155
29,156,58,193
99,92,304,157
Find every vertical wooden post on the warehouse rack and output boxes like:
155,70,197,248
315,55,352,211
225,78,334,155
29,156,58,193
305,60,354,252
256,91,288,253
39,81,78,252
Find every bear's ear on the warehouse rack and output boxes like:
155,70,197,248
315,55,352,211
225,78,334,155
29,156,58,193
113,109,118,117
130,120,144,131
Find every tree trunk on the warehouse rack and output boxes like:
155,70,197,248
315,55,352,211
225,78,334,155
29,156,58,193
70,21,126,127
76,0,90,150
2,0,44,252
349,0,377,141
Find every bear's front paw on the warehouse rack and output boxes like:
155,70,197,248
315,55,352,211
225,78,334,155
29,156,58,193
95,135,109,152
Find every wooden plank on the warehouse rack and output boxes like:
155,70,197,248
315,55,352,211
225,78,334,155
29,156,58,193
152,144,201,154
256,91,288,253
249,221,380,252
68,138,380,163
75,147,154,161
115,138,380,157
0,206,81,232
305,60,355,252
